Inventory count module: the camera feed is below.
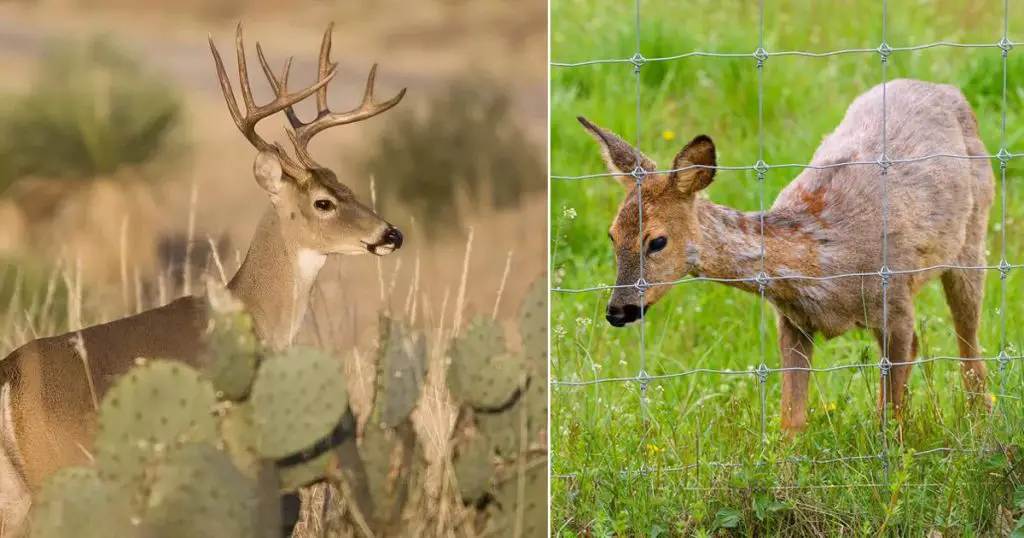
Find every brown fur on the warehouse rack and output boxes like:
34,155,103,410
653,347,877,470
580,79,994,433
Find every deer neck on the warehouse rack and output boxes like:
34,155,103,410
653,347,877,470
226,207,326,351
693,198,820,299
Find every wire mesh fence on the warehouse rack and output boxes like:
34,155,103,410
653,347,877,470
549,0,1021,488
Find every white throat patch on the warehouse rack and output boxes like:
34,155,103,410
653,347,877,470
296,249,327,282
286,249,328,345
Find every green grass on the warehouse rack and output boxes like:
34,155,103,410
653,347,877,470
550,0,1024,535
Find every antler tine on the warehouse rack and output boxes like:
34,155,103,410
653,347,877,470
209,22,338,177
315,22,334,113
256,41,338,169
275,23,407,168
291,64,408,145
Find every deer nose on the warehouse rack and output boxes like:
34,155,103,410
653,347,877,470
383,226,403,249
606,304,643,327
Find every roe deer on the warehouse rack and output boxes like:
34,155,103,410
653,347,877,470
0,23,405,537
578,79,994,434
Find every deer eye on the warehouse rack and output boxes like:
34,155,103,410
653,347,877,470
314,199,336,212
648,236,668,253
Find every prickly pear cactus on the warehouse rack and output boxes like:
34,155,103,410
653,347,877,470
447,317,527,411
249,347,349,460
518,276,547,375
31,468,136,538
93,359,218,490
32,271,549,538
441,273,549,535
145,442,259,537
32,308,358,538
454,438,493,503
204,309,260,400
371,315,428,429
218,401,259,478
359,421,422,529
486,461,548,537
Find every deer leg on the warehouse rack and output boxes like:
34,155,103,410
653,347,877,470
941,263,989,409
778,315,815,435
873,304,916,420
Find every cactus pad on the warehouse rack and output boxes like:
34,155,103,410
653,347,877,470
249,347,349,459
219,402,259,478
448,341,527,412
517,275,547,375
359,422,419,528
487,460,548,537
145,443,258,538
475,375,545,457
204,310,260,401
31,467,135,538
278,451,334,493
475,404,525,457
94,359,217,489
525,377,547,436
372,316,428,429
453,438,493,503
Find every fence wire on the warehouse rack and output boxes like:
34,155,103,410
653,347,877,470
550,0,1020,484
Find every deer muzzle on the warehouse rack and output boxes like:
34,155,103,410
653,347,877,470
367,225,403,255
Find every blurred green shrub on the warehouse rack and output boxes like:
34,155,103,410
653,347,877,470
361,76,545,236
0,36,183,194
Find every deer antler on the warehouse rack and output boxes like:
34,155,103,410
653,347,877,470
258,22,408,170
209,23,339,181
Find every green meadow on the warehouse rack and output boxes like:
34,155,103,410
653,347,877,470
549,0,1024,535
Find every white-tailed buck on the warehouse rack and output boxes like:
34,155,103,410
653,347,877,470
0,23,405,536
580,79,994,434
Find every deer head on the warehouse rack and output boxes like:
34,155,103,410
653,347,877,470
209,23,406,257
577,116,717,327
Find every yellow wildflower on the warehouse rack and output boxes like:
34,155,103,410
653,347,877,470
662,130,676,141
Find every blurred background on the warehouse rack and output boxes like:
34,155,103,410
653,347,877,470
0,0,546,533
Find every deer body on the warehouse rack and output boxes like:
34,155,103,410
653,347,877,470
0,23,406,536
581,79,994,433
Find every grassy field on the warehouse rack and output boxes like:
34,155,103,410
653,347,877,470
550,0,1024,535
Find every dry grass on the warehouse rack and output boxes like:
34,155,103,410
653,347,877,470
0,187,547,536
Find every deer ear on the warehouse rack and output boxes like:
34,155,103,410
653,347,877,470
577,116,657,187
253,150,285,195
670,135,716,197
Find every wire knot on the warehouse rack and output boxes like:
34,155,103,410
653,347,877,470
997,148,1012,171
755,363,770,383
998,37,1013,57
998,350,1011,373
631,165,649,182
630,52,647,73
998,259,1011,280
878,356,892,376
877,42,893,63
876,154,892,174
634,277,651,295
753,47,769,68
637,369,650,391
878,265,892,288
753,160,769,176
755,271,770,292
